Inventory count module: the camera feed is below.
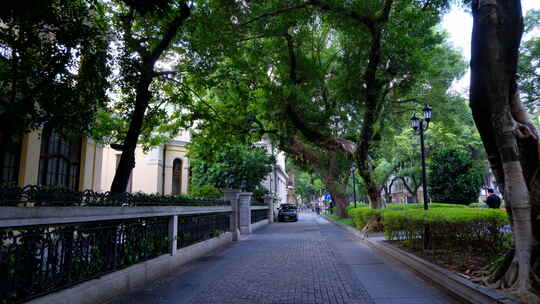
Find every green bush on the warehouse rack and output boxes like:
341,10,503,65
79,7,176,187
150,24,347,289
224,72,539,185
428,147,484,205
252,186,270,203
189,185,222,199
383,208,509,252
386,203,467,210
348,208,385,231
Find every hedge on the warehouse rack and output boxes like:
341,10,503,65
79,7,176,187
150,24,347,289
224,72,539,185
348,203,468,232
384,208,509,252
348,204,509,252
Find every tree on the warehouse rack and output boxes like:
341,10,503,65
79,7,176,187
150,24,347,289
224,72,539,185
518,9,540,111
189,143,275,192
281,137,353,217
387,96,485,204
428,147,484,204
104,0,191,193
469,0,540,300
229,0,463,209
294,171,324,204
0,0,109,138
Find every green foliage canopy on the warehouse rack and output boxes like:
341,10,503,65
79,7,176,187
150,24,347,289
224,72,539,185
190,143,275,192
428,147,484,204
519,9,540,111
0,0,110,138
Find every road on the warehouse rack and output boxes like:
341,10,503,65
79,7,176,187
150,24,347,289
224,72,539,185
111,213,456,304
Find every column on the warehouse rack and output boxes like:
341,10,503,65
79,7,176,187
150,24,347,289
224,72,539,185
223,189,240,241
237,192,253,235
169,215,178,255
264,195,274,223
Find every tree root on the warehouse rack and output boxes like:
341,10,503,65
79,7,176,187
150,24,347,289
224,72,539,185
480,255,540,302
361,217,383,234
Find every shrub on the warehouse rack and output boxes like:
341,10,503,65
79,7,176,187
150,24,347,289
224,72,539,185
348,208,385,231
386,203,467,210
189,185,222,199
428,147,484,205
252,186,270,203
383,208,509,252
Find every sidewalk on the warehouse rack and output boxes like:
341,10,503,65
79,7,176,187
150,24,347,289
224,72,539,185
110,213,456,304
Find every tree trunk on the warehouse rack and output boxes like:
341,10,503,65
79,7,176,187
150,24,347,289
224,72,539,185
470,0,539,299
366,184,383,209
326,178,349,218
110,77,152,193
358,167,384,209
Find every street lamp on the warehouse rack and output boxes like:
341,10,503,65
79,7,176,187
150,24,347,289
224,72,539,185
410,104,432,211
350,164,357,208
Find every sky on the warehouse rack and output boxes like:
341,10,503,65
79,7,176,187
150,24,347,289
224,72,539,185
441,1,540,95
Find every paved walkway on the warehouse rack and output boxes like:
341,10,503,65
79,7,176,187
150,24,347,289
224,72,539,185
111,213,456,304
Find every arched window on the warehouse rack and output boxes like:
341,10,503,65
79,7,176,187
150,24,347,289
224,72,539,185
38,126,81,190
171,158,182,195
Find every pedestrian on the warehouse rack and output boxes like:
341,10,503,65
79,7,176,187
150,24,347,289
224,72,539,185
485,188,502,209
315,203,321,215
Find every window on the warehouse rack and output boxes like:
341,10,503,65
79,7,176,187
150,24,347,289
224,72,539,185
38,126,81,190
0,132,21,185
172,158,182,195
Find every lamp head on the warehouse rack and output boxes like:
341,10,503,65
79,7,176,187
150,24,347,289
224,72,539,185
410,113,419,130
423,104,432,122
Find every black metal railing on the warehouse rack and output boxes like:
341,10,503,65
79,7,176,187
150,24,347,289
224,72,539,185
0,185,229,207
1,217,170,303
177,212,231,249
251,208,268,224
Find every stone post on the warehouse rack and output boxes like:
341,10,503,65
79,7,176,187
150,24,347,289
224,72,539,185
222,189,240,241
237,192,253,235
169,215,178,255
264,195,274,223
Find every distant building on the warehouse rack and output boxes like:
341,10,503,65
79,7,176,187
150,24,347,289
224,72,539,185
383,177,425,204
257,136,288,204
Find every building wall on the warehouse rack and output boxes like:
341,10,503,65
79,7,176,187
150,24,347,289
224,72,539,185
99,143,190,195
163,145,190,195
15,129,102,191
19,130,42,186
257,136,289,204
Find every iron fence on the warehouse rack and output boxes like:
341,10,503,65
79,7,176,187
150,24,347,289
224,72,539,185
0,185,229,207
177,212,231,249
0,217,170,303
1,211,233,303
251,208,268,224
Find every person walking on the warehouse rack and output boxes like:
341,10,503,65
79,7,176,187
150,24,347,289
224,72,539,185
485,188,502,209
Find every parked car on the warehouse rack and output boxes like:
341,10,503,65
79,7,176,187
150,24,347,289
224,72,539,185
277,204,298,222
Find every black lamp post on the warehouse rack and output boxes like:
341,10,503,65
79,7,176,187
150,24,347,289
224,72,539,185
350,164,357,208
410,105,432,211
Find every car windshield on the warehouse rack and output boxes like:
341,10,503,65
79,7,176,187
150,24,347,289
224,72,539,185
281,205,297,211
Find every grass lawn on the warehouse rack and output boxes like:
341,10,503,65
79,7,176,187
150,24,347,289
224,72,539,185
326,215,354,227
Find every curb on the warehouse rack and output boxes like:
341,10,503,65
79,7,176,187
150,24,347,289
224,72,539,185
322,215,517,304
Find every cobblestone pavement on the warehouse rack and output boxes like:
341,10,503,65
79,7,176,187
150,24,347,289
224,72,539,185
111,213,456,304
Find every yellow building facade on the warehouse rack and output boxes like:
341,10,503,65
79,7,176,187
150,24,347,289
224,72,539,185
99,132,191,195
0,128,103,191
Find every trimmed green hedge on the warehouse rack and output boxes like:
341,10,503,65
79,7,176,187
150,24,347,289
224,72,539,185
348,204,509,252
384,208,508,252
348,203,468,232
